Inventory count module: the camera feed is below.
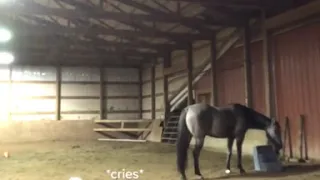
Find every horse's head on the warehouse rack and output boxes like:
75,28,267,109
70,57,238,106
266,119,283,155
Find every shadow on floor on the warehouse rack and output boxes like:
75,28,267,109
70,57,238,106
207,164,320,179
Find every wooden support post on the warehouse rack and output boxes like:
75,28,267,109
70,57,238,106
56,65,61,120
121,121,124,129
243,23,253,108
163,52,170,125
151,65,156,120
210,35,218,106
262,10,275,117
8,65,12,121
99,67,105,119
138,67,143,119
187,42,193,105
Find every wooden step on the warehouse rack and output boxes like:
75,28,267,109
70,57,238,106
94,128,152,132
163,132,178,135
161,137,177,141
167,121,178,124
165,126,178,129
98,138,147,142
168,115,180,119
95,119,153,123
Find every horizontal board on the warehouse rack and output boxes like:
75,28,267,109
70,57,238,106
61,84,100,96
11,99,56,112
12,65,56,81
104,67,139,82
106,99,140,111
94,128,151,132
95,119,153,123
12,83,56,97
107,84,139,96
61,67,100,82
61,99,100,111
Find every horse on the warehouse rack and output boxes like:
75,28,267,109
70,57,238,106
176,103,283,180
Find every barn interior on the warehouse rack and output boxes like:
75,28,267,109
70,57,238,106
0,0,320,179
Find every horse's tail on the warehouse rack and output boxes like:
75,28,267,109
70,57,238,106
176,107,192,175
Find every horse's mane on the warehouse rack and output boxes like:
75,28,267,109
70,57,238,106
230,103,272,129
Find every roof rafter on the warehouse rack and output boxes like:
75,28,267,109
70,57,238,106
166,0,268,9
0,3,239,27
5,19,212,41
116,0,222,34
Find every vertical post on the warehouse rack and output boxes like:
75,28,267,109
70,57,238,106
151,65,156,120
56,65,61,120
262,10,274,117
138,66,143,119
104,68,108,119
243,23,253,108
8,65,12,121
163,52,170,125
210,35,218,106
99,67,105,119
187,42,193,105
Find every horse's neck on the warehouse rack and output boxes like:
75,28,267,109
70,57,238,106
248,111,271,130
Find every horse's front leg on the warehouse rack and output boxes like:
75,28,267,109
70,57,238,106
225,137,234,174
236,136,246,174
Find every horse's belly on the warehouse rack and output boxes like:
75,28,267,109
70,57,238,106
208,129,229,138
208,123,234,138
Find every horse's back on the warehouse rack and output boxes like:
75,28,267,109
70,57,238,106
185,103,243,138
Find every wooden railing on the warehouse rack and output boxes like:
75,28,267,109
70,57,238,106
94,119,154,142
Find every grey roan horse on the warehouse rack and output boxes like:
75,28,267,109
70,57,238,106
176,103,282,180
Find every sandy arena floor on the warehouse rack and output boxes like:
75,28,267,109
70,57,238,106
0,141,320,180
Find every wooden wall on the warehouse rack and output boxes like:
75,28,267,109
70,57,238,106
194,22,320,159
194,41,265,114
0,65,141,121
273,23,320,158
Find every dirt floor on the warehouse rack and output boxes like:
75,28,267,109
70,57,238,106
0,141,320,180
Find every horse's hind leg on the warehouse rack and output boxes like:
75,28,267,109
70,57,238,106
225,137,234,174
193,137,205,180
236,136,246,174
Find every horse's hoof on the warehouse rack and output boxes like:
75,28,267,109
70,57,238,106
239,169,246,175
225,169,231,174
195,175,204,180
180,176,187,180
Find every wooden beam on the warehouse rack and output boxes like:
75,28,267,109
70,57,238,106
243,23,253,108
8,37,187,51
98,138,147,142
262,10,274,117
93,128,151,132
187,43,193,105
95,119,153,123
210,35,218,106
8,65,12,121
265,0,320,30
99,67,105,119
11,58,140,68
163,53,170,124
12,55,143,67
138,67,143,119
55,65,61,120
6,21,211,41
15,47,160,59
151,65,156,119
104,68,108,119
0,3,229,27
116,0,238,28
167,0,266,9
